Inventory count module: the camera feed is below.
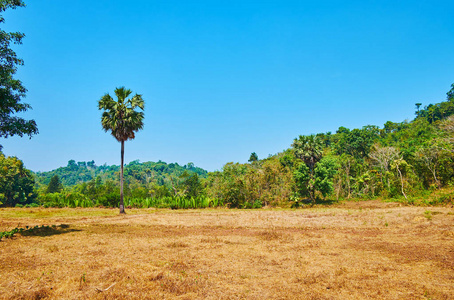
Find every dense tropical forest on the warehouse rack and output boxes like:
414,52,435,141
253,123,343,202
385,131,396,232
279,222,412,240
1,83,454,209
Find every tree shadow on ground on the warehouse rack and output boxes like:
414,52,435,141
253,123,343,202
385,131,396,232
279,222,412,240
20,224,81,237
313,198,339,206
292,198,339,208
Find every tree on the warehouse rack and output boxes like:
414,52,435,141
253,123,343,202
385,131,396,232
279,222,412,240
67,159,77,170
447,83,454,102
292,135,324,201
180,171,203,199
334,125,379,159
292,135,323,172
313,156,338,198
0,153,35,206
248,152,258,163
0,1,38,149
390,157,409,199
369,145,400,192
415,103,422,114
335,154,355,199
415,143,443,188
293,155,338,201
46,175,63,193
98,87,144,214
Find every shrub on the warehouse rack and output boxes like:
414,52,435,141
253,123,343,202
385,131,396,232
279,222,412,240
96,192,120,207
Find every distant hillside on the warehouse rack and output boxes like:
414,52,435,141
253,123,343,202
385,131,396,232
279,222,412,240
33,160,208,188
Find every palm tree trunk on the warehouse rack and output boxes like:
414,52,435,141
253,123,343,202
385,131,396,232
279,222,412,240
119,140,125,214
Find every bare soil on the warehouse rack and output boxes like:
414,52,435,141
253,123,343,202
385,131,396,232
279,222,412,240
0,201,453,299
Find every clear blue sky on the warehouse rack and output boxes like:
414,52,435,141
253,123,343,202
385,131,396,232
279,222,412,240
2,0,454,172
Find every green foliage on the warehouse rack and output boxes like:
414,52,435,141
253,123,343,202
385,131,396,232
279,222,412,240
416,85,454,123
125,195,221,209
12,83,454,210
98,87,144,143
292,134,326,201
34,160,207,193
0,227,21,241
314,156,339,197
334,125,380,159
35,192,222,210
46,175,63,193
0,153,35,206
205,83,454,207
0,1,38,149
0,224,65,242
38,192,93,208
293,163,311,199
248,152,258,163
293,156,339,200
292,134,323,172
205,158,292,208
180,171,203,199
32,159,211,209
96,192,120,207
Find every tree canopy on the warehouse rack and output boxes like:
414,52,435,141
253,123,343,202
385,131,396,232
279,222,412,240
0,153,35,206
46,175,63,193
0,0,38,149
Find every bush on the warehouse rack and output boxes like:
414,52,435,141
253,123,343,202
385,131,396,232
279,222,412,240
38,192,93,208
96,192,120,207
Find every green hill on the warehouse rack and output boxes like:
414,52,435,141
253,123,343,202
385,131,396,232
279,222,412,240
34,160,208,189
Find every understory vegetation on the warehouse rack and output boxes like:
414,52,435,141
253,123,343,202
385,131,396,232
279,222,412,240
2,84,454,209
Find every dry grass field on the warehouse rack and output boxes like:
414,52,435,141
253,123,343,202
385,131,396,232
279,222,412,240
0,200,453,299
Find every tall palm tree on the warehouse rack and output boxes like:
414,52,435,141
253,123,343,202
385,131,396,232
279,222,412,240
292,134,324,201
98,87,144,214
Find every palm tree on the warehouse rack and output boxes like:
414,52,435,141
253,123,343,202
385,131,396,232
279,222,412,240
292,135,324,201
98,87,144,214
292,135,323,173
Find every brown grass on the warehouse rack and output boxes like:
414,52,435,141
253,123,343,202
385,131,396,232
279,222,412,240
0,201,453,299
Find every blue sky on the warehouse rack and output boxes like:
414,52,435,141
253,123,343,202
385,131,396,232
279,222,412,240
2,0,454,172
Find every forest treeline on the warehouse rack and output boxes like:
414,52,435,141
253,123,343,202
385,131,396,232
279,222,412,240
2,83,454,208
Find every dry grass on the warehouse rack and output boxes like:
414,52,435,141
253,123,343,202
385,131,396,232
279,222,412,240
0,201,453,299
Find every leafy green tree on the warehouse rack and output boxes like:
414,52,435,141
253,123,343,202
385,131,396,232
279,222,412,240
180,171,203,199
98,87,144,213
447,83,454,102
0,153,35,206
0,1,38,149
313,156,339,197
46,174,63,193
67,159,77,170
248,152,258,163
293,156,338,201
278,149,296,169
292,135,324,201
415,103,422,115
293,163,311,199
334,126,379,159
416,84,454,123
